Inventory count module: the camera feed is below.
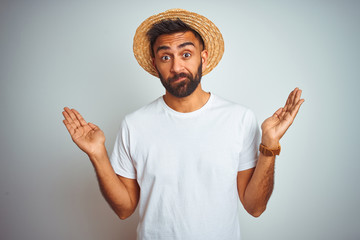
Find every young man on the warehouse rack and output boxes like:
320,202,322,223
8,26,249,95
62,9,304,240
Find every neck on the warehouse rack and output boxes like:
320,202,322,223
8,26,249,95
163,84,210,113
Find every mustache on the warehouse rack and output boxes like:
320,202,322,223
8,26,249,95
168,72,191,83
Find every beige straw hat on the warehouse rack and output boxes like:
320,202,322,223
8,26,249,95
133,8,224,77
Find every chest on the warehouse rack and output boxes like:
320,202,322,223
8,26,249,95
129,115,245,186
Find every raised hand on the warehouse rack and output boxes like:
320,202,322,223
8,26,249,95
261,88,305,148
62,107,106,157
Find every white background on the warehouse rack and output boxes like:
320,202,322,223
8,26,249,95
1,0,359,239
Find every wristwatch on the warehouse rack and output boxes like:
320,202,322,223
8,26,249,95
259,143,281,156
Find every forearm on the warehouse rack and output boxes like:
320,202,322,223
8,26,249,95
88,147,135,219
241,88,304,217
242,136,279,216
243,153,275,217
62,108,137,219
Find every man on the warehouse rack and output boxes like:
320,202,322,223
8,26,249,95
62,9,304,240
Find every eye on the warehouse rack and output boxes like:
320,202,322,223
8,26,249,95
161,55,170,61
183,52,191,58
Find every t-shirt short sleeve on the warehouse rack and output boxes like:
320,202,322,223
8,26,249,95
110,119,137,179
238,109,261,171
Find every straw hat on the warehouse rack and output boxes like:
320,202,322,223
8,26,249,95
133,8,224,77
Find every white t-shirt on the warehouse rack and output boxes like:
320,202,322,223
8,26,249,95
110,93,260,240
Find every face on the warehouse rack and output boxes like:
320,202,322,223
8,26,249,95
152,31,208,98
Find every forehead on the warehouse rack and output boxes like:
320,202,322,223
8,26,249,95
153,31,200,49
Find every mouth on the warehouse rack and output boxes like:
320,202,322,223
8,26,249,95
169,73,189,84
172,76,187,83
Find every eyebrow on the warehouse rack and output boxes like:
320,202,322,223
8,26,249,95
156,41,195,54
178,41,195,49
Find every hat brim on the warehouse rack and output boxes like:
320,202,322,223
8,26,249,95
133,8,224,77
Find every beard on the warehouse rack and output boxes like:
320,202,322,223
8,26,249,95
157,61,203,98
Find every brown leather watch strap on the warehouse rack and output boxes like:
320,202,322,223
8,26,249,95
259,143,281,156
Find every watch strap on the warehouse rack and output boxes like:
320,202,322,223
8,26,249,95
259,143,281,156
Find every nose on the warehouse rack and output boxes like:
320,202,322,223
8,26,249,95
171,56,184,74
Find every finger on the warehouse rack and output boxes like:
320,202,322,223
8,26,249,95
287,88,301,112
72,109,88,127
294,88,302,103
290,87,299,105
63,118,79,136
63,107,74,119
273,107,283,118
62,108,72,122
64,107,76,121
283,88,295,111
291,90,302,113
289,99,305,119
288,89,303,111
64,107,81,127
62,110,78,130
63,119,75,136
62,110,73,125
279,107,288,119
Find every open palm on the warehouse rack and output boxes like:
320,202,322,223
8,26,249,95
261,88,304,145
62,107,105,156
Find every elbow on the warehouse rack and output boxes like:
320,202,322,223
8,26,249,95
108,204,129,220
117,211,132,220
117,209,135,220
115,207,136,220
109,201,137,220
119,214,130,220
247,206,266,218
250,210,264,218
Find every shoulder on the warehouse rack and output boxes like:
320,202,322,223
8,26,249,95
123,97,164,126
210,94,256,121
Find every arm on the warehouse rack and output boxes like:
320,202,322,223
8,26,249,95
237,88,304,217
62,107,140,219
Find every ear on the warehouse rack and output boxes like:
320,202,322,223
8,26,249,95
201,50,208,73
152,58,160,78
